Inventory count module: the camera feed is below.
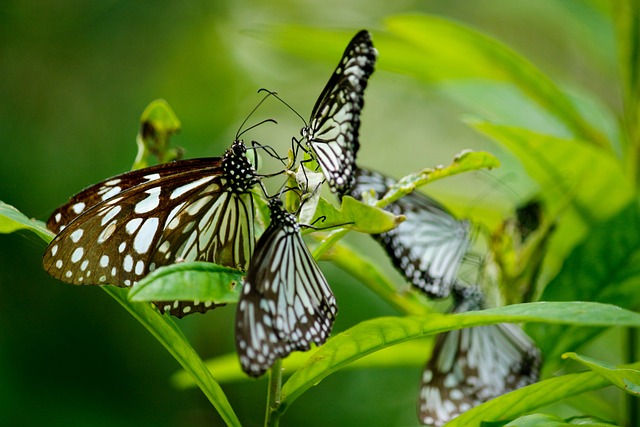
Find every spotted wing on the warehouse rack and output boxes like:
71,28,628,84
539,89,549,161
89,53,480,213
235,201,337,377
418,287,541,426
43,159,256,317
350,168,471,298
302,30,377,194
47,158,218,233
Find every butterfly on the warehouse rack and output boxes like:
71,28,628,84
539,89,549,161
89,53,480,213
300,30,378,194
235,197,338,377
42,139,260,317
348,167,471,299
418,285,541,426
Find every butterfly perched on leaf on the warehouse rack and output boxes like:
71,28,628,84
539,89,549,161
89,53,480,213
300,30,378,194
419,285,541,426
42,139,261,317
348,167,471,299
235,197,337,377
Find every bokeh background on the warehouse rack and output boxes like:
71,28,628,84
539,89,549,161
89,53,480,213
0,1,619,426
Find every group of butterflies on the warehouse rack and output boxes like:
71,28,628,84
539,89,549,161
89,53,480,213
42,30,541,426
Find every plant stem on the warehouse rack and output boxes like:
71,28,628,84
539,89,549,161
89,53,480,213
265,358,283,427
628,328,638,427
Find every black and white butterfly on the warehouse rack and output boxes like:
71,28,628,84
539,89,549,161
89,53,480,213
419,285,541,426
235,197,337,377
348,167,471,299
300,30,377,194
43,140,260,317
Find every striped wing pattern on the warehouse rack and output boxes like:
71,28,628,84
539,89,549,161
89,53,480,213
419,286,541,426
302,30,378,194
235,199,337,377
43,140,258,317
350,167,471,298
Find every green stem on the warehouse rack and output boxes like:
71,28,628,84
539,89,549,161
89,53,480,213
628,328,638,427
265,358,283,427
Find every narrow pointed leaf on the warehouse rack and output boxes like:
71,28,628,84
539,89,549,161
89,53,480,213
380,14,610,148
0,200,53,243
503,413,620,426
278,302,640,415
447,362,640,427
378,150,500,208
563,352,640,396
129,262,244,303
105,287,240,427
468,120,632,224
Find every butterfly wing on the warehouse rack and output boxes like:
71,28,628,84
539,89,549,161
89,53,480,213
235,200,337,377
419,287,541,426
302,30,377,194
350,168,471,298
43,142,259,317
47,158,215,233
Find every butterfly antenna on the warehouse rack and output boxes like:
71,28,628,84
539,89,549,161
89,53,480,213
258,88,308,126
237,118,278,140
235,89,280,140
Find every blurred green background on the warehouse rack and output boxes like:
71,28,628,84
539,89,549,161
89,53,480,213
0,1,618,426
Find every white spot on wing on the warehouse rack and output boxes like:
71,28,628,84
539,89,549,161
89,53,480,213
133,217,159,254
71,202,86,214
170,177,215,200
71,247,84,263
134,187,161,214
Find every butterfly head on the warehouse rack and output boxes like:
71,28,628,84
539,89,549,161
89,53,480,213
267,198,299,231
223,140,259,192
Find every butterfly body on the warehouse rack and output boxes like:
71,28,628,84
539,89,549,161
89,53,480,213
235,198,337,377
349,167,471,298
43,140,259,317
302,30,377,194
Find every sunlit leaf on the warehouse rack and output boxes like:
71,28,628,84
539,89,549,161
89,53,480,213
379,14,610,148
468,120,633,224
308,196,403,234
171,340,429,388
502,413,620,426
448,361,640,427
563,352,640,396
129,262,243,304
0,200,53,243
615,0,640,149
378,150,500,208
277,302,640,416
321,240,430,316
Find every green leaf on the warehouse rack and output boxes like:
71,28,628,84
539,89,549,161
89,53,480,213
310,196,403,234
1,203,240,424
104,287,241,427
502,413,620,427
321,241,430,316
377,150,500,208
563,352,640,396
448,362,640,427
0,200,53,243
171,340,429,388
133,99,183,169
468,120,633,224
379,14,610,148
615,1,640,154
277,302,640,416
531,203,640,371
129,262,243,304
